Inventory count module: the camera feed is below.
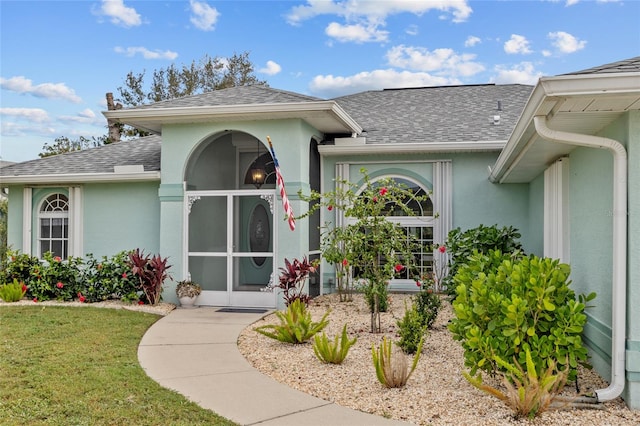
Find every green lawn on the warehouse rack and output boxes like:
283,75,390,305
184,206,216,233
0,306,237,426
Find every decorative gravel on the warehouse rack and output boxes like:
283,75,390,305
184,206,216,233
0,299,176,316
238,293,640,426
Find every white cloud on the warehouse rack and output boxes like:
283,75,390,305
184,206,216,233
189,0,220,31
0,107,50,122
96,0,142,28
59,109,105,126
326,22,388,43
504,34,532,55
0,76,82,103
405,24,419,36
309,69,457,98
286,1,471,43
491,62,543,85
386,45,484,77
464,36,481,47
114,46,179,60
259,61,282,76
548,31,586,54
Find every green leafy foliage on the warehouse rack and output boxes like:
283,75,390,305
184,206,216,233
0,278,27,302
372,336,423,388
413,281,442,329
463,349,569,419
81,251,137,302
255,299,330,344
27,252,83,301
396,302,427,354
449,250,594,382
313,324,357,364
442,224,523,296
128,249,172,305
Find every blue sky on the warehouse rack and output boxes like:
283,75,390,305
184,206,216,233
1,0,638,162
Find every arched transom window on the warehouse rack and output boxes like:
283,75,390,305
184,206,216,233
38,193,69,259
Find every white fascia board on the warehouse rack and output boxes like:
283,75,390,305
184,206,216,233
103,100,363,134
0,171,161,185
318,141,506,156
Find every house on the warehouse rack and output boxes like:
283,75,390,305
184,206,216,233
1,57,638,408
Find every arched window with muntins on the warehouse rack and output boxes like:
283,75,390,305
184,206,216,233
38,193,69,259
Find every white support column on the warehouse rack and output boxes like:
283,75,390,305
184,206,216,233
543,157,570,263
22,187,32,255
68,186,83,257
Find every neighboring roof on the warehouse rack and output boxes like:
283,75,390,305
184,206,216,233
104,85,362,135
491,56,640,183
0,161,15,168
0,135,161,184
332,84,533,144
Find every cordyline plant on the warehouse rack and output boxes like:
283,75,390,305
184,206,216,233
298,168,429,333
265,256,318,306
127,248,171,305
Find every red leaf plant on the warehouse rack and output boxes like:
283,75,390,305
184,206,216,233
274,257,317,306
127,249,172,306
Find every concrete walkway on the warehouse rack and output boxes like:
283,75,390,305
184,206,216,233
138,307,410,426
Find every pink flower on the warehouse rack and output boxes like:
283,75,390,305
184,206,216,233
56,282,64,289
54,256,61,262
97,264,102,270
21,283,28,293
372,196,378,202
438,245,446,253
78,293,86,303
122,272,127,279
33,298,38,303
379,187,388,196
342,258,348,267
327,205,333,211
394,264,404,273
416,280,421,287
138,300,144,305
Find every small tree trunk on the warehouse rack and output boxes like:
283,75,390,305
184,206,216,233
371,293,381,333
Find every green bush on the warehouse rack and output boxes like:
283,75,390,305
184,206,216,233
313,324,357,364
28,252,83,301
442,224,523,296
396,302,427,354
413,284,441,329
81,252,137,302
1,249,42,285
449,250,594,382
255,299,330,344
0,278,27,302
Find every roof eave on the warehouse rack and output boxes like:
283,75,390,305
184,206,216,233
318,141,506,156
0,171,161,185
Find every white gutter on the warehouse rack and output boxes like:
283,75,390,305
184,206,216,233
318,140,506,156
533,115,627,402
0,171,161,185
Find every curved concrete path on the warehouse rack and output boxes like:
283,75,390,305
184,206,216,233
138,307,410,426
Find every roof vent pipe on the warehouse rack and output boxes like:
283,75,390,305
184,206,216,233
533,115,627,402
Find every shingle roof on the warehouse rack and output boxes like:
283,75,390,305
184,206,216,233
0,135,161,177
130,85,321,110
332,84,533,144
562,56,640,75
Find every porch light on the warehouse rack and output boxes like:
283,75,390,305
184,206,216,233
245,139,267,188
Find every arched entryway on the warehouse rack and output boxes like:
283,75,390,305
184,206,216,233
183,131,277,308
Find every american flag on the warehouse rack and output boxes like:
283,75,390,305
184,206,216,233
267,136,296,231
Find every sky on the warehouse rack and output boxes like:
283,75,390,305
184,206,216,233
1,0,639,163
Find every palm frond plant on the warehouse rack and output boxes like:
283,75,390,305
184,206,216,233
255,299,329,344
313,324,357,364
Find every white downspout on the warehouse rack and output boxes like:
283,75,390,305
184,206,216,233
533,115,627,402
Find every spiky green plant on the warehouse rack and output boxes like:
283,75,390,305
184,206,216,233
372,336,423,388
0,278,27,302
463,349,569,419
255,299,330,344
313,324,357,364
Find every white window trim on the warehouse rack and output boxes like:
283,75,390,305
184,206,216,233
37,193,70,259
544,157,570,262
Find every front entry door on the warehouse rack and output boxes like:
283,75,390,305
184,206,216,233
185,190,276,308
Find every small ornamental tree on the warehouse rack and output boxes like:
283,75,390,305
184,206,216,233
299,168,429,333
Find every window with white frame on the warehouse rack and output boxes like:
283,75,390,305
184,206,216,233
38,193,69,258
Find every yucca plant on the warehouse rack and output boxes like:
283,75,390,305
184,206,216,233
463,350,569,419
255,299,329,344
372,336,423,388
0,279,28,302
313,324,357,364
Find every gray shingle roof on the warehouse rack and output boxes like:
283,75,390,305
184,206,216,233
129,85,322,110
563,56,640,75
332,84,533,144
0,135,161,177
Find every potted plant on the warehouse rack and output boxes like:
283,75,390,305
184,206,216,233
176,279,201,308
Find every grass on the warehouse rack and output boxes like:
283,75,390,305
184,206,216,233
0,306,237,426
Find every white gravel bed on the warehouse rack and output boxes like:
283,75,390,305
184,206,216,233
0,299,176,316
238,293,640,426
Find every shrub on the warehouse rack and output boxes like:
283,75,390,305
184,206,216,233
81,251,137,302
442,224,523,296
464,349,569,419
0,279,27,302
313,324,357,364
449,250,594,382
27,252,83,301
1,249,41,285
413,280,441,329
396,302,427,355
372,336,422,388
128,249,171,305
266,257,317,306
255,299,330,344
